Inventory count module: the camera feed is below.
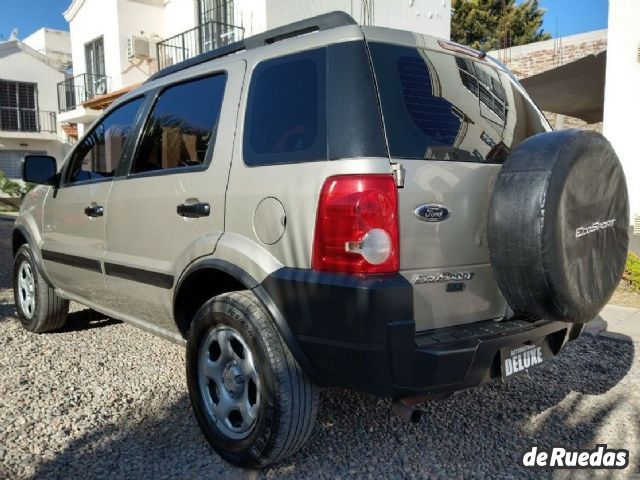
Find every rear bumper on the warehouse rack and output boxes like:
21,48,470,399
261,268,584,398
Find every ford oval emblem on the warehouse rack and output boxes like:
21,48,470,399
414,204,451,222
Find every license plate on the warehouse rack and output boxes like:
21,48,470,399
500,341,547,381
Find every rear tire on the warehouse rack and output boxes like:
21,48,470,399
13,244,69,332
186,290,319,468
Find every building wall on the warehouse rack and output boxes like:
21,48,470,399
23,28,73,68
67,0,121,86
116,0,164,87
604,0,640,223
64,0,163,104
163,0,199,39
0,45,65,116
0,138,70,176
0,44,71,171
66,0,452,91
489,30,607,133
62,0,451,133
234,0,268,36
258,0,450,39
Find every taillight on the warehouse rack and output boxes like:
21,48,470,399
312,174,399,274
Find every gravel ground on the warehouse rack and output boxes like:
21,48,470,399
1,216,639,479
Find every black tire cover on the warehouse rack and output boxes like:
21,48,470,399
488,129,629,323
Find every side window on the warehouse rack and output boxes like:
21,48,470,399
130,74,226,174
66,98,144,184
244,48,327,166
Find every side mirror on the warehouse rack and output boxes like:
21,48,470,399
23,155,59,186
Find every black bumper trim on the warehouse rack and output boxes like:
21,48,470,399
261,267,584,398
297,335,384,352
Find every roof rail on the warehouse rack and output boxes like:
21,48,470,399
147,11,357,83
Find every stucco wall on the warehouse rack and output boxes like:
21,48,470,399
23,28,73,67
67,0,121,87
0,138,70,166
0,45,70,165
116,0,164,86
603,0,640,223
66,0,451,87
67,0,164,89
163,0,199,39
0,45,65,115
258,0,450,39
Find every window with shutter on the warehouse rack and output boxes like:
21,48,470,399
0,79,38,132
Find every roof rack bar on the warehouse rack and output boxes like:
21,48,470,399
147,11,357,83
244,11,357,49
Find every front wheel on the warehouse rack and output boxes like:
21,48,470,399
13,244,69,332
186,291,319,468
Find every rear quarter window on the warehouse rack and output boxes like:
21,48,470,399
368,42,550,163
243,49,327,166
242,42,387,166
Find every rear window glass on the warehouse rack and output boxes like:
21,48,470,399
368,42,550,163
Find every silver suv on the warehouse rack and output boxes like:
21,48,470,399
12,12,629,468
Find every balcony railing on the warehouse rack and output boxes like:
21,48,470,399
57,73,112,113
156,20,245,70
0,108,57,134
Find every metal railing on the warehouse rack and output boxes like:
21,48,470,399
57,73,112,113
156,20,245,70
0,108,57,133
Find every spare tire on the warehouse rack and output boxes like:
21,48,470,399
488,129,629,324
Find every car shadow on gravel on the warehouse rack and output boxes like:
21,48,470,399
0,302,16,319
29,333,635,479
54,308,123,333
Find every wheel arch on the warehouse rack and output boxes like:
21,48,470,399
173,259,321,383
12,224,55,288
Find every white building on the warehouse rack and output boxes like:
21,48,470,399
0,33,72,180
604,0,640,228
59,0,451,133
23,28,73,69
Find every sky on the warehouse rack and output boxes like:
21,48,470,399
537,0,609,37
0,0,611,42
0,0,70,41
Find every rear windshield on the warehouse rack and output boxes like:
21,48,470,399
368,42,550,163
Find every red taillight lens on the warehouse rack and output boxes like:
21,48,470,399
312,174,399,274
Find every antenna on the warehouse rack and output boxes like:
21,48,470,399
553,17,563,67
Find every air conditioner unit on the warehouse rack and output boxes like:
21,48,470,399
128,35,151,60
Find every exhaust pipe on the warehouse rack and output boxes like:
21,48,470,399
392,393,451,423
392,399,423,423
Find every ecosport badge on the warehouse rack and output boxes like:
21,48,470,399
414,204,451,222
414,272,474,284
575,219,616,238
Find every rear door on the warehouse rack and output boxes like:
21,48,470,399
40,97,145,303
367,41,550,331
102,63,244,331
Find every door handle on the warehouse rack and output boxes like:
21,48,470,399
177,202,210,218
84,204,104,218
